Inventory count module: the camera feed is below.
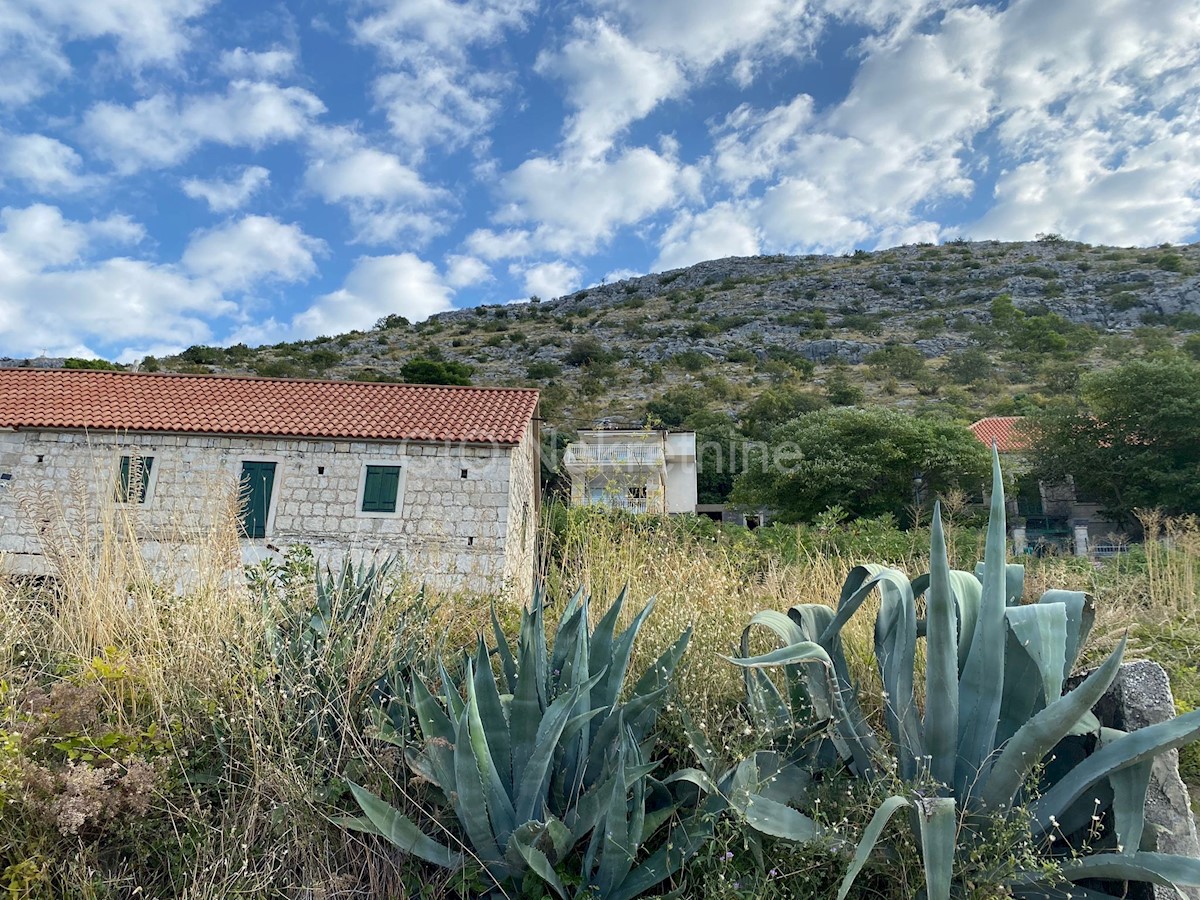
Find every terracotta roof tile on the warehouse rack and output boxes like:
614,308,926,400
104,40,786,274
969,416,1029,452
0,369,539,445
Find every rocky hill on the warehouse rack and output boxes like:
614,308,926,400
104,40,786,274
26,238,1200,434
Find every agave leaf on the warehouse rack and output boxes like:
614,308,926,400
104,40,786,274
441,661,465,720
1039,590,1095,680
741,609,811,722
679,708,719,780
957,447,1008,796
411,673,454,744
739,790,821,840
924,505,957,788
821,563,898,644
1055,851,1200,887
726,641,833,670
347,781,464,870
510,606,545,793
995,603,1069,747
598,592,657,713
973,560,1025,606
980,635,1127,816
607,811,715,900
465,659,517,844
1109,753,1152,854
913,570,981,670
549,589,586,692
792,603,879,768
1006,603,1068,705
726,750,820,840
1009,882,1127,899
595,736,636,896
1034,707,1200,837
915,796,956,900
490,603,517,694
509,835,568,900
513,685,583,824
410,676,455,790
473,638,515,797
836,795,911,900
451,709,505,872
873,569,922,781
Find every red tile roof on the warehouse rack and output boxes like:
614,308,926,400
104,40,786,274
969,416,1030,452
0,369,539,445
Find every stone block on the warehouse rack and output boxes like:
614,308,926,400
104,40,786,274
1070,660,1200,900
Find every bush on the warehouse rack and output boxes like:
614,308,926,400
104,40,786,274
525,360,562,380
400,357,474,385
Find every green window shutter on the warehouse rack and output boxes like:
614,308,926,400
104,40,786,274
116,455,153,503
117,455,131,502
362,466,400,513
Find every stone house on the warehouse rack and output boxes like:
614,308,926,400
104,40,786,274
969,415,1120,556
563,429,697,514
0,369,540,599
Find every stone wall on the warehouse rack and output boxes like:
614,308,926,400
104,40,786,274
0,428,532,594
502,419,538,605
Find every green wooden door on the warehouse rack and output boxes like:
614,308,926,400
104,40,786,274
239,461,276,538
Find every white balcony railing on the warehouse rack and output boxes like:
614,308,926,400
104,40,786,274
581,496,664,514
564,442,666,470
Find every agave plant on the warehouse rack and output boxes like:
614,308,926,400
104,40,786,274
258,551,432,753
720,450,1200,899
341,587,707,899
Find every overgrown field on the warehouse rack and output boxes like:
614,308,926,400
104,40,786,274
2,493,1199,898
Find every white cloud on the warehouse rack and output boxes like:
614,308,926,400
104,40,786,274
372,65,501,161
289,254,454,338
537,18,683,157
465,228,534,261
354,0,535,159
0,0,213,106
181,215,325,291
84,81,325,172
655,203,760,271
497,147,694,255
510,260,583,301
444,254,491,288
304,142,449,244
0,204,223,359
1,133,91,193
182,165,271,212
354,0,535,60
217,46,296,79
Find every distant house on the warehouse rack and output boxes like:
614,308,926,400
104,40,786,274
0,369,539,599
968,416,1120,556
563,429,697,514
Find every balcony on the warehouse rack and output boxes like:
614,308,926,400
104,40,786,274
563,441,666,471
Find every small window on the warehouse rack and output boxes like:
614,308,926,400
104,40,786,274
362,465,401,513
117,455,154,503
460,468,469,479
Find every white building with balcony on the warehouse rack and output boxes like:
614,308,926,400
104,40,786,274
563,430,697,514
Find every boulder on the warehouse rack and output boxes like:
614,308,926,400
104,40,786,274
1070,660,1200,900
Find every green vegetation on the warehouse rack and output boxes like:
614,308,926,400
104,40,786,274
4,466,1200,898
401,357,475,385
732,407,991,523
1028,352,1200,522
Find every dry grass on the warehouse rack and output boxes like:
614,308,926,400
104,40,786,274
2,484,1197,898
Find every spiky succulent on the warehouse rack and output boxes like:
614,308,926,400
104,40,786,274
341,586,704,899
722,450,1200,899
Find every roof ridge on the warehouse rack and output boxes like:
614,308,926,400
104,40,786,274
0,366,539,393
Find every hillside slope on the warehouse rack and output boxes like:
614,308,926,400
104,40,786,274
15,238,1200,433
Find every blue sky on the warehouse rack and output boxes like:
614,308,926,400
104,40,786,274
1,0,1198,362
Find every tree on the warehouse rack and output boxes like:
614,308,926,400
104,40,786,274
731,407,990,523
400,357,474,386
1026,353,1200,522
739,382,826,441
